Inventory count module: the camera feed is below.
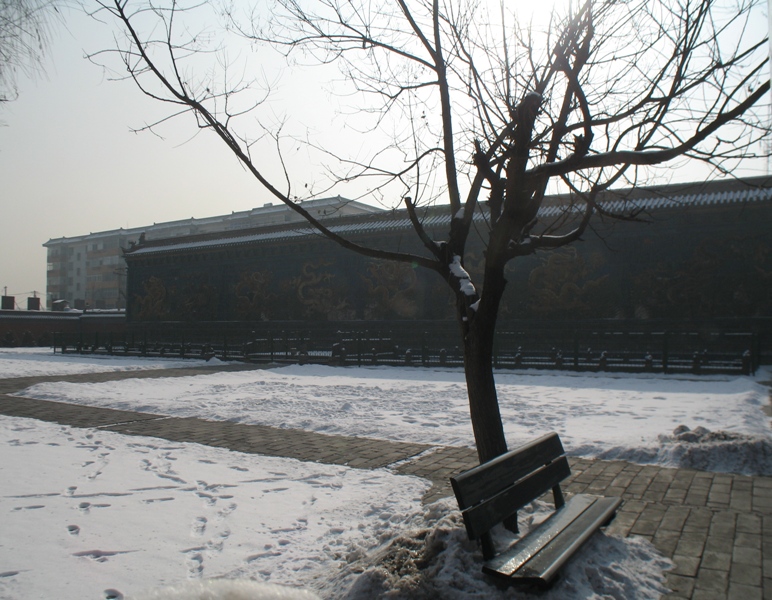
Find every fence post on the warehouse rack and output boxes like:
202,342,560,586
662,332,669,373
742,350,751,376
573,332,579,370
752,332,760,373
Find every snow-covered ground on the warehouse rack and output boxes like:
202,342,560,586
1,349,769,599
10,349,772,475
0,347,211,378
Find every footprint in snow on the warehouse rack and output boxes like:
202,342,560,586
78,502,111,513
216,502,237,520
68,525,80,536
196,491,217,506
206,530,231,553
192,517,207,537
73,549,134,563
182,549,204,577
245,551,281,562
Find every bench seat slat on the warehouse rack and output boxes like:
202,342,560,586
462,457,571,540
483,494,623,585
451,433,564,509
482,494,596,575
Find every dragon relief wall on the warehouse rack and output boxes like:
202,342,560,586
129,241,451,322
127,202,772,323
631,236,772,318
133,274,217,321
527,248,611,317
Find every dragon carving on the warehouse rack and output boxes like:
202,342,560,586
290,260,348,319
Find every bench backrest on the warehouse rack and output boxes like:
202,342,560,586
450,432,570,541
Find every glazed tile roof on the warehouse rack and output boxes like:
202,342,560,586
126,177,772,257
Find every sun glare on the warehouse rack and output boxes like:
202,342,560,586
510,0,576,25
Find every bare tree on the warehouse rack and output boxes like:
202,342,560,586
0,0,62,102
92,0,770,463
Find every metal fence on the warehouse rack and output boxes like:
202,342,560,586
54,318,767,376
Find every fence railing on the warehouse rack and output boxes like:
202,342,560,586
53,319,764,376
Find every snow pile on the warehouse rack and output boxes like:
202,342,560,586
322,499,671,599
574,424,772,477
657,425,772,475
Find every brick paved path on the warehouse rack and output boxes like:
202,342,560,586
0,365,770,599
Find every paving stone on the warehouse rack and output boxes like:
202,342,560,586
739,514,764,533
728,582,763,600
731,563,763,586
666,572,696,597
695,567,729,594
660,506,692,532
764,578,772,600
705,535,736,554
653,525,682,550
702,551,732,571
735,546,763,568
605,511,637,537
672,554,702,577
737,533,763,550
676,533,707,558
693,591,727,600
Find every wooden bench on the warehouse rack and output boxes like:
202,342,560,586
450,432,622,588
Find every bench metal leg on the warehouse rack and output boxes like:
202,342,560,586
481,532,496,561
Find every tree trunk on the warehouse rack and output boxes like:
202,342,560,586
461,264,510,464
463,318,508,463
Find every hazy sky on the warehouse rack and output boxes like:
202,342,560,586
0,1,768,303
0,7,282,300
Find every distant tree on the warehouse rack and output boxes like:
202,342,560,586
93,0,770,463
0,0,62,102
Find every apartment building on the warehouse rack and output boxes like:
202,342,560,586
44,197,381,310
